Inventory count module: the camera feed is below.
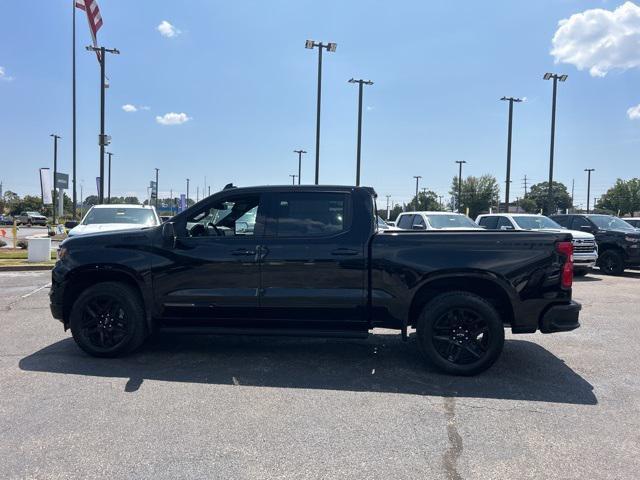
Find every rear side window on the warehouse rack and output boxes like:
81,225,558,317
478,216,498,229
397,214,414,229
413,215,426,228
497,217,514,229
571,216,591,230
273,193,349,237
552,216,569,227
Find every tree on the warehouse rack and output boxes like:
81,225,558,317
408,190,441,212
9,195,45,216
527,181,572,214
449,174,500,219
517,197,538,213
83,195,99,207
597,178,640,216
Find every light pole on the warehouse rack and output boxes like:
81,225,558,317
543,72,568,214
585,168,595,213
155,168,159,209
86,45,120,204
50,134,61,224
106,151,113,203
186,178,190,207
293,149,306,185
413,176,422,210
305,39,337,185
348,78,374,186
289,174,297,185
455,160,467,212
500,97,522,212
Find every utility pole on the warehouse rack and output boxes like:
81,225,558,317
106,151,113,203
305,40,337,185
500,97,523,212
293,150,307,185
170,189,173,215
522,175,529,196
543,72,568,214
50,134,61,224
186,178,190,206
413,176,422,210
585,168,595,214
571,178,575,212
438,195,444,210
455,160,467,212
385,195,391,219
289,174,297,185
348,78,374,186
208,186,211,196
86,45,120,204
154,168,159,209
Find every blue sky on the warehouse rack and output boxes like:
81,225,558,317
0,1,639,209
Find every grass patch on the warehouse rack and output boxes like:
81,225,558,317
0,249,56,260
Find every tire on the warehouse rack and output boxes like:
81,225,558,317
574,268,590,277
69,281,147,358
598,250,625,276
27,220,32,227
416,291,505,376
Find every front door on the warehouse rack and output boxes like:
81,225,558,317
153,192,265,327
257,191,367,329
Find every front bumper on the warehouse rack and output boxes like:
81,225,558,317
539,301,581,333
49,271,66,323
574,252,597,269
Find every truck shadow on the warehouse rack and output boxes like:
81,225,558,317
19,334,596,405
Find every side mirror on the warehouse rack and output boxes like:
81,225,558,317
579,225,593,233
500,225,514,231
162,222,176,248
412,224,426,231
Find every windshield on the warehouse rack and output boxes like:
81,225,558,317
82,207,158,226
512,216,562,230
426,214,478,229
27,211,42,216
588,215,636,231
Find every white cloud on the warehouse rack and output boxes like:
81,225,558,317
551,2,640,77
0,66,13,81
628,104,640,120
155,112,191,125
122,104,137,112
157,20,181,38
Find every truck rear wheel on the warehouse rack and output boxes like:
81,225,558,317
416,291,505,376
69,282,147,358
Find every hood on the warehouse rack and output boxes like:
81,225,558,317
68,223,147,237
533,228,594,240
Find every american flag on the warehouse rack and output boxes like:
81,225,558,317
76,0,103,61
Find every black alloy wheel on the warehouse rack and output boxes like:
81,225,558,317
432,307,490,365
79,295,129,351
598,250,624,276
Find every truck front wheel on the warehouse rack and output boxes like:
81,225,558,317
69,282,147,358
598,250,625,276
416,291,505,376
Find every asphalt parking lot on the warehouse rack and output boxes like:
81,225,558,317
1,270,639,479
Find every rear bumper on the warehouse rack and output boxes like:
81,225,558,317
539,301,581,333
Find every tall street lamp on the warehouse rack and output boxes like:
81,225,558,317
348,78,374,186
585,168,595,214
500,97,523,212
543,72,568,214
305,39,337,185
455,160,467,212
293,149,306,185
86,45,120,204
413,176,422,210
50,134,61,224
106,151,113,203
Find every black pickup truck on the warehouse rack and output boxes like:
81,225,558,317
51,185,580,375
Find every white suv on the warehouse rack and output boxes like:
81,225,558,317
395,211,482,230
475,213,598,276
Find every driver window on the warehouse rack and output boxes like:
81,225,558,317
185,195,261,238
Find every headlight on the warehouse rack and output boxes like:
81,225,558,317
625,236,640,243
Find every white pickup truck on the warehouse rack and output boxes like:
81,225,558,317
476,213,598,276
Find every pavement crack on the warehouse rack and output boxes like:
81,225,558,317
443,396,463,480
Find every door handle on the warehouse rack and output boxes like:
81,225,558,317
231,249,256,256
331,248,358,256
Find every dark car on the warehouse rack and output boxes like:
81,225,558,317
551,214,640,275
51,185,580,376
0,214,14,225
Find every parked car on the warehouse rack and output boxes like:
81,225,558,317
67,204,160,237
377,216,400,231
0,214,14,225
551,214,640,275
395,211,482,230
15,211,47,226
476,213,598,276
623,218,640,229
51,185,580,376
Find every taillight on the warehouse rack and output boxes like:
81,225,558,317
556,241,573,289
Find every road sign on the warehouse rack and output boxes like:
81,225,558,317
55,173,69,189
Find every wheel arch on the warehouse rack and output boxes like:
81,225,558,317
408,273,515,329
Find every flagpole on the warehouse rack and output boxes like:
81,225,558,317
72,0,77,219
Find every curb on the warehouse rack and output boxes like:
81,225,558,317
0,265,54,272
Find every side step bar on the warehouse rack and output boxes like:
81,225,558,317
158,326,370,339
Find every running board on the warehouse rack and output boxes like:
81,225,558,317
158,326,370,339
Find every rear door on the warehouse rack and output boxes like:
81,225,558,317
257,191,367,327
397,214,414,230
